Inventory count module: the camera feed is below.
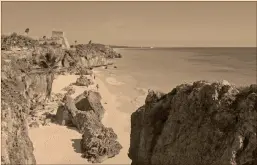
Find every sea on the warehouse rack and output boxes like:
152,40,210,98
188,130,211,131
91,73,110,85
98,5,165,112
98,47,256,113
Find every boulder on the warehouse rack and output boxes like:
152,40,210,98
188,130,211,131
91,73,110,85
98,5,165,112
75,76,94,87
55,104,73,126
75,68,93,76
59,94,122,163
81,126,123,163
74,90,104,121
129,81,257,165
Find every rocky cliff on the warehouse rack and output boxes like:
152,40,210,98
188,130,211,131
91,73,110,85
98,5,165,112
1,37,122,164
1,58,37,164
1,53,54,164
129,81,257,165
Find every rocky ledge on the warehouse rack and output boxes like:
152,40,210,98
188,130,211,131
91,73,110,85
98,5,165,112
129,80,257,165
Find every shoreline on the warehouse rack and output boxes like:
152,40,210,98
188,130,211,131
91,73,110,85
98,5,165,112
29,68,132,164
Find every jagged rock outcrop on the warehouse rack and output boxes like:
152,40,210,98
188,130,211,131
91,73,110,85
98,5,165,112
81,126,123,163
74,91,104,121
56,93,122,163
1,53,55,164
61,49,113,69
57,90,105,130
1,60,36,164
129,81,257,165
1,80,36,164
75,75,94,87
75,68,93,76
75,43,121,59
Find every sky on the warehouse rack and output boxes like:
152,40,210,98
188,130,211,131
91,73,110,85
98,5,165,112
1,1,256,47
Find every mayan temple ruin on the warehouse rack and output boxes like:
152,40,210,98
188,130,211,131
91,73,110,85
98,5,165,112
39,30,70,49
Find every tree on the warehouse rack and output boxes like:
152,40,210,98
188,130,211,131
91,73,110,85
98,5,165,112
25,28,30,35
88,40,92,44
75,40,77,45
43,36,46,40
37,48,62,101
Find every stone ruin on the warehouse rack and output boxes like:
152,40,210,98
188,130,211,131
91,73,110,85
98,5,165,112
39,31,70,49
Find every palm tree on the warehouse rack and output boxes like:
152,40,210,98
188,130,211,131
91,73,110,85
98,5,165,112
25,28,30,35
38,48,62,101
86,40,93,56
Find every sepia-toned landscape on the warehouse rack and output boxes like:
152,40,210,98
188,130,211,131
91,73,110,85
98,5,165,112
1,1,256,165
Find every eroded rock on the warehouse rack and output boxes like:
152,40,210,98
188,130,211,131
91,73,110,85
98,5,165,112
58,94,122,163
74,90,104,121
1,78,36,164
81,126,123,163
75,76,94,87
129,81,257,165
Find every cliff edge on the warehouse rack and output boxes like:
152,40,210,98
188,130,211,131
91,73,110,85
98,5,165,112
129,80,257,165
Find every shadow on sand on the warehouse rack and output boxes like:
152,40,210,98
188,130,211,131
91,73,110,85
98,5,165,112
71,138,82,154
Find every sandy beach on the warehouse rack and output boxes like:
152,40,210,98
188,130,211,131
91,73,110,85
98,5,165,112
29,69,133,164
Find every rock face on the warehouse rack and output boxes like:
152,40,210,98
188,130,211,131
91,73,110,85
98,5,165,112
1,73,36,164
1,54,55,164
129,81,257,165
57,92,122,163
23,72,54,103
61,49,113,69
81,126,123,163
74,91,104,121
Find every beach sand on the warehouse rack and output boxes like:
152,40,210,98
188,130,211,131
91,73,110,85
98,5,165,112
29,70,134,164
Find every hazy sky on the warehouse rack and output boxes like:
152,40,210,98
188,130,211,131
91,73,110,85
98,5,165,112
2,1,256,47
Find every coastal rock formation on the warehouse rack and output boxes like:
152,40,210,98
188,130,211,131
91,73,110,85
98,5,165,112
74,91,104,121
58,90,105,130
75,68,93,76
61,49,113,69
81,126,123,163
1,60,36,164
75,43,121,59
1,33,122,164
57,93,121,163
75,75,94,87
129,81,257,165
56,104,73,126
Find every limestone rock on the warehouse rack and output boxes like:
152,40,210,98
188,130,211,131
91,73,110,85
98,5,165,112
1,78,36,164
74,90,104,120
75,68,93,76
75,76,93,87
81,126,123,163
55,104,73,126
129,81,257,165
60,94,122,163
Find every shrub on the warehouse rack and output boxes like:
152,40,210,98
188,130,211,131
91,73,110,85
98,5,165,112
1,33,39,50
